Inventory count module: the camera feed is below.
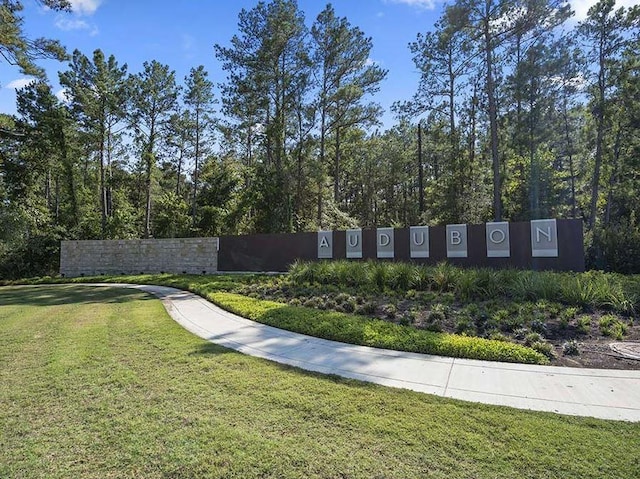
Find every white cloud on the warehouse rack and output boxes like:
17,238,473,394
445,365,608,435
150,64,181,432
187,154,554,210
55,88,71,103
53,0,101,33
55,16,89,30
54,15,99,35
386,0,439,9
570,0,640,20
5,78,34,90
68,0,102,16
365,58,381,67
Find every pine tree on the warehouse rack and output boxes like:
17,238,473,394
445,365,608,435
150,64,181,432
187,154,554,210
129,61,178,238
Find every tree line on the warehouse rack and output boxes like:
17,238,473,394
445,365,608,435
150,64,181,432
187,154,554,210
0,0,639,277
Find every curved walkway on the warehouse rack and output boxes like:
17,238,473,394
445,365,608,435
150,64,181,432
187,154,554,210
87,284,640,421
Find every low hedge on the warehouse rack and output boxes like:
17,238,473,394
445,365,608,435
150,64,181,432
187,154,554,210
206,291,549,365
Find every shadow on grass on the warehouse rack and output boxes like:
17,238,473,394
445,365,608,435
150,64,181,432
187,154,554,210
189,338,372,390
0,285,155,307
188,342,237,356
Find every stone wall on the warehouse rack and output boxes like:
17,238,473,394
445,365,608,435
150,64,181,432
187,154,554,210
60,238,218,277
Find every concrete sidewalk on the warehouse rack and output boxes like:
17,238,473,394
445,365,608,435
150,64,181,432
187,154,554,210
96,284,640,421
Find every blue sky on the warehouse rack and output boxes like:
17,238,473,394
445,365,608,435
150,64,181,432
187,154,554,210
0,0,636,128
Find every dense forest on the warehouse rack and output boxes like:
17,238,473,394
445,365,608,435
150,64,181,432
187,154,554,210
0,0,639,278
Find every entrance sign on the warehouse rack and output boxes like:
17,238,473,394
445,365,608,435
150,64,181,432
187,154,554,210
317,231,333,259
486,222,510,257
531,219,558,257
410,226,429,258
346,228,363,258
309,219,580,270
446,224,468,258
377,227,394,258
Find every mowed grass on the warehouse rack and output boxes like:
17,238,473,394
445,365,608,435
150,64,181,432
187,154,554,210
1,286,639,479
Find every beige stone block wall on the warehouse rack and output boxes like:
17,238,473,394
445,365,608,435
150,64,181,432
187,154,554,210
60,238,219,277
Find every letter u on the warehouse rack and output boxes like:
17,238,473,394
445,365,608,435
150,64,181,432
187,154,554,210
412,232,425,246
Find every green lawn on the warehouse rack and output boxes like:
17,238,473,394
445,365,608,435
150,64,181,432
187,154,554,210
1,285,639,478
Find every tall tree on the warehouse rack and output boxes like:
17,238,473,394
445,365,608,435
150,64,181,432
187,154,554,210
448,0,571,221
184,65,215,226
311,3,387,215
578,0,639,229
407,11,471,223
129,60,178,238
59,49,129,237
215,0,310,232
163,108,193,198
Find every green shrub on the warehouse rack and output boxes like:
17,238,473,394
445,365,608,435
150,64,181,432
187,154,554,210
455,269,480,301
369,262,388,291
513,327,529,340
491,309,510,324
399,311,415,326
381,304,397,319
502,315,525,332
524,332,544,346
473,310,490,335
488,331,508,342
353,301,377,316
432,262,458,293
531,341,556,359
425,310,444,332
303,297,322,309
586,219,640,274
576,315,592,335
455,314,475,336
286,261,638,313
530,319,548,335
562,340,580,356
324,299,337,310
334,292,350,303
558,307,579,329
207,292,548,365
341,299,356,313
387,262,417,290
599,314,628,340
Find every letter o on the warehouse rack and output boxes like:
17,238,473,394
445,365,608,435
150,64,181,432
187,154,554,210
489,228,506,244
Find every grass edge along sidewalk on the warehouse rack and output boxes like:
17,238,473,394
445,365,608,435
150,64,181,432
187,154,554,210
13,273,548,365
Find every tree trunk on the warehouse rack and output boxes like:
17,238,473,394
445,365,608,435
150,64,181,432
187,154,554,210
192,108,200,226
99,104,107,238
418,122,424,214
604,128,622,226
562,101,577,219
144,120,156,239
334,126,341,203
484,13,502,221
588,42,606,230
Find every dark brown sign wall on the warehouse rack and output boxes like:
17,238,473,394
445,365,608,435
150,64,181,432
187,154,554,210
218,219,585,273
